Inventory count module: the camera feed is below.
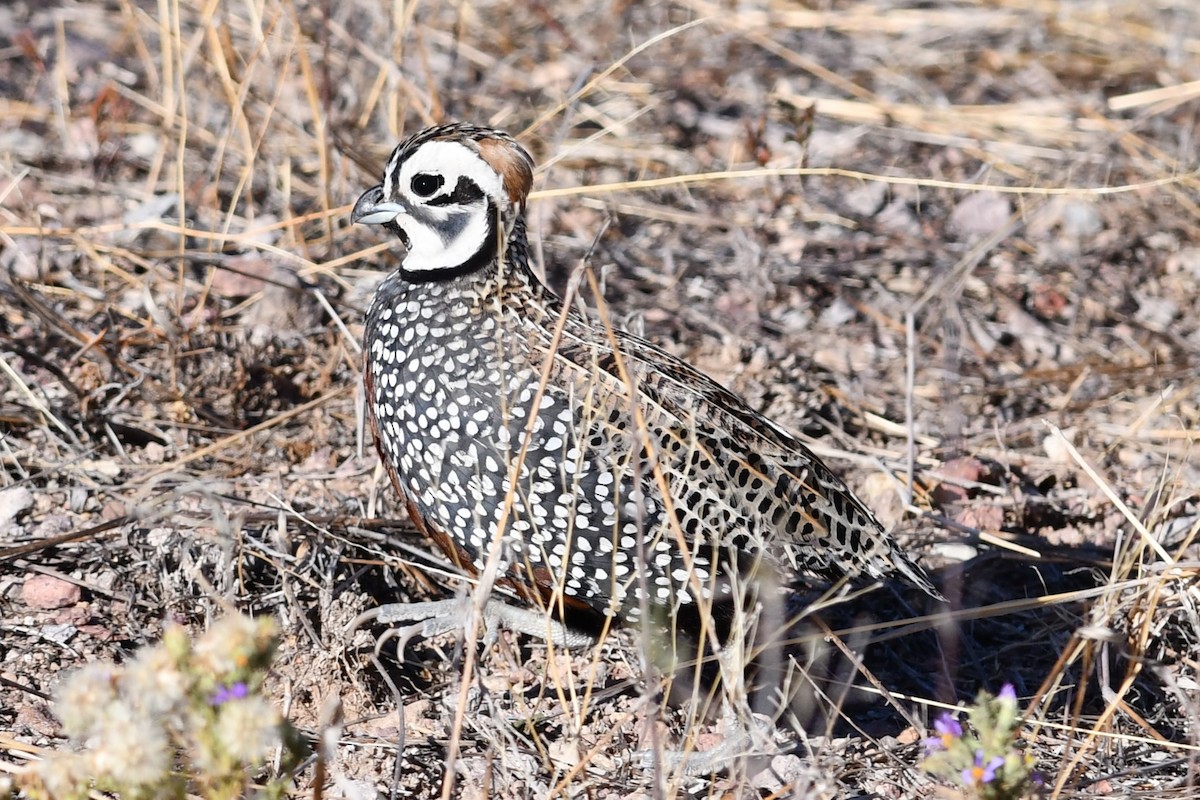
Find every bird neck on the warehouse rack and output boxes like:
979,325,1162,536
490,216,533,282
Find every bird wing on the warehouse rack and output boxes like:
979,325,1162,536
531,308,941,599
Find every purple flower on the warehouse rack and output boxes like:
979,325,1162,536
962,751,1005,785
935,715,963,738
923,713,963,752
998,683,1017,703
211,682,249,705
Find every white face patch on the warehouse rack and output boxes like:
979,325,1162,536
390,140,507,206
380,140,510,274
401,200,497,274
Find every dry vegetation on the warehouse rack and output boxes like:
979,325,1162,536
2,0,1199,797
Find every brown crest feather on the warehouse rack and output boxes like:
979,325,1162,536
476,136,534,211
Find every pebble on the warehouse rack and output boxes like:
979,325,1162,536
0,486,33,531
22,574,82,610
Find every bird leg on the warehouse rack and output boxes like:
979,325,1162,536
353,592,595,659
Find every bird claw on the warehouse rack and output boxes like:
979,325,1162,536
352,594,594,660
352,598,465,660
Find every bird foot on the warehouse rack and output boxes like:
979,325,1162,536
353,594,595,658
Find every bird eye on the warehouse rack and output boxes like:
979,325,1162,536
411,173,444,198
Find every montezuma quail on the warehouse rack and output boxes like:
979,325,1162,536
352,123,941,646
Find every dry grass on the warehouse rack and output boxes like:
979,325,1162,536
1,0,1199,797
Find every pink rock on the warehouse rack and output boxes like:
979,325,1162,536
22,574,82,609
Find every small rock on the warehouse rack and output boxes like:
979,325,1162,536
930,456,993,506
22,574,82,610
77,623,114,641
53,606,90,626
1043,429,1077,464
807,129,861,166
80,458,121,479
68,487,89,513
751,753,815,791
296,446,336,474
955,504,1005,532
122,192,180,225
244,266,322,345
859,472,905,529
1134,293,1178,330
91,569,119,592
930,479,966,506
548,738,581,768
360,708,403,738
932,541,979,563
0,486,33,531
817,295,858,329
949,191,1012,239
1166,247,1200,279
142,441,168,463
875,198,921,236
41,623,77,644
842,180,887,217
15,701,59,737
1060,199,1103,240
330,778,378,800
945,455,988,482
1029,282,1069,320
100,499,126,521
125,131,160,161
30,513,73,538
210,253,275,298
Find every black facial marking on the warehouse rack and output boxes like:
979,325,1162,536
385,220,410,247
427,175,486,207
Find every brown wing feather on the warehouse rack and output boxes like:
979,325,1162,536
515,289,941,599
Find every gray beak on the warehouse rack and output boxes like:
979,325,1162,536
351,185,407,225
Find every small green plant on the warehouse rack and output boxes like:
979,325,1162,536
921,684,1041,799
5,614,305,800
